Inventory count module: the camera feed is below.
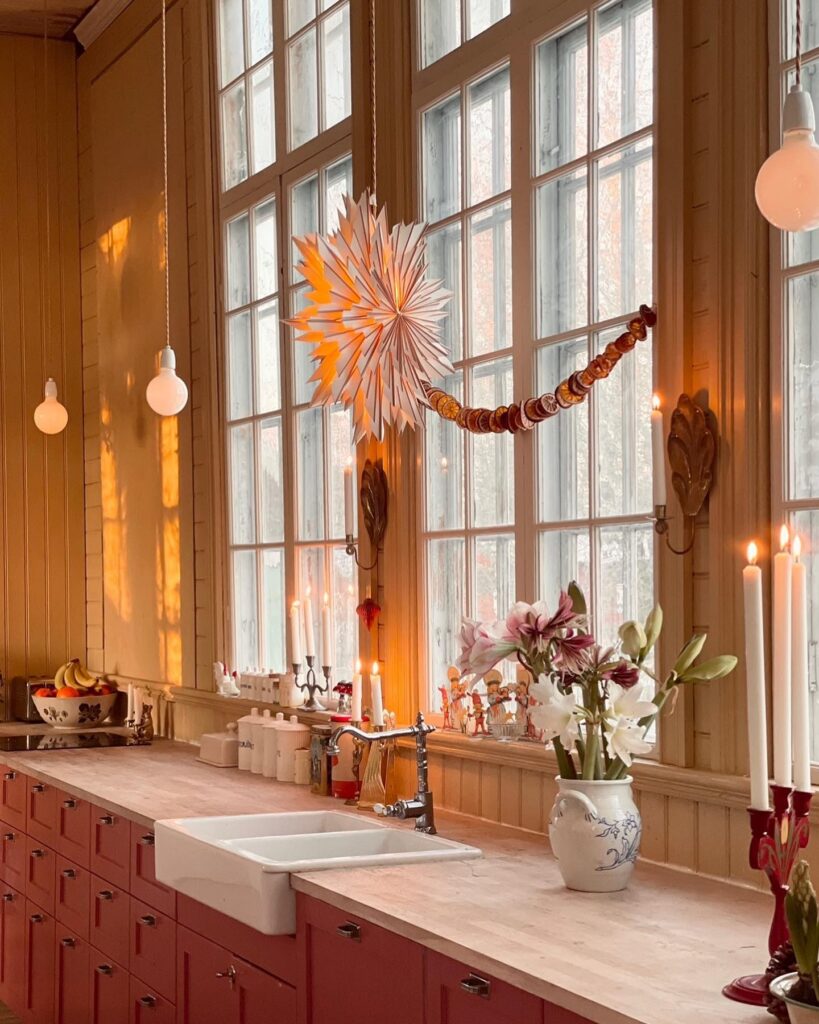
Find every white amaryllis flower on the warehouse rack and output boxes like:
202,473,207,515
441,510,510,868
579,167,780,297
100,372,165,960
603,717,653,767
608,682,658,721
529,676,582,748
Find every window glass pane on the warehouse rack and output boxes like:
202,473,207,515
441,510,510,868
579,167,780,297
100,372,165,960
536,167,588,338
222,81,248,190
537,339,589,522
785,0,819,58
539,528,591,605
321,4,351,130
328,407,354,539
297,408,325,540
325,155,352,232
596,0,653,148
471,358,514,527
218,0,244,87
535,20,588,175
469,199,511,356
254,199,278,300
288,0,315,36
595,326,653,517
426,538,465,700
291,286,317,404
288,29,319,150
419,0,460,67
790,509,819,760
250,61,275,175
468,65,510,206
426,372,464,531
475,534,515,621
260,416,284,543
290,174,318,284
426,222,463,363
227,311,253,420
331,547,358,677
256,299,281,414
596,137,653,321
786,60,819,267
262,549,285,671
466,0,509,39
788,271,819,499
297,546,327,657
423,94,462,223
248,0,273,65
230,424,256,544
227,213,251,310
233,550,259,668
597,522,654,646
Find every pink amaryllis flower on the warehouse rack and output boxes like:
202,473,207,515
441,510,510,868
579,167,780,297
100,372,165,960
603,661,641,690
455,618,517,677
505,592,583,656
551,631,596,674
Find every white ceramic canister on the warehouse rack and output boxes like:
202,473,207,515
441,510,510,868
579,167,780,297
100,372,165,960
261,713,286,778
548,776,641,893
250,709,271,774
294,748,311,786
276,716,311,782
236,707,259,771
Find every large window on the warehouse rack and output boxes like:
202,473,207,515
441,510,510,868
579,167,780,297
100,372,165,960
216,0,357,676
418,0,655,704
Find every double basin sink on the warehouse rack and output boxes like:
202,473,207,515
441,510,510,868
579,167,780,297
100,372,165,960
154,811,481,934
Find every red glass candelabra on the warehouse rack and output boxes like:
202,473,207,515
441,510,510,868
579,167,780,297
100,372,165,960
723,785,812,1006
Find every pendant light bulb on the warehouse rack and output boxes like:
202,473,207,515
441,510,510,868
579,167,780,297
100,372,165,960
146,344,188,416
34,378,68,435
756,84,819,231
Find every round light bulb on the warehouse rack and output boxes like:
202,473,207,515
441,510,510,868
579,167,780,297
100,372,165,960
756,85,819,231
33,378,68,435
146,345,188,416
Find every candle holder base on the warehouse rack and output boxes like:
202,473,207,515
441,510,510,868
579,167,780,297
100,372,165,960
298,656,327,712
722,974,769,1007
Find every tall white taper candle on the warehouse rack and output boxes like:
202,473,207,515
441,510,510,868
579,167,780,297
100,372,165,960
792,535,812,793
743,542,770,810
773,524,793,788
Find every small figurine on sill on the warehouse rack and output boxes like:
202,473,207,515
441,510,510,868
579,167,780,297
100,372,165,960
448,667,469,733
438,684,452,730
469,691,488,735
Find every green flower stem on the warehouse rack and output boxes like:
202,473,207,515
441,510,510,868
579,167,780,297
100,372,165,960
553,738,576,779
582,729,599,780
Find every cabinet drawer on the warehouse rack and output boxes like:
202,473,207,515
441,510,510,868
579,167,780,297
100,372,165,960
89,875,130,967
54,927,91,1024
130,823,175,917
90,805,130,889
0,819,26,893
425,951,544,1024
57,791,90,868
55,854,89,939
27,778,58,846
0,766,27,830
0,881,25,1014
25,835,56,915
130,897,176,1002
24,899,55,1024
129,977,175,1024
90,952,130,1024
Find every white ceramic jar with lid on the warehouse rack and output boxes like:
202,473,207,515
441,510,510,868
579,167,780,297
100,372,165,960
261,712,286,778
198,722,239,767
237,707,259,771
250,709,271,774
276,716,311,782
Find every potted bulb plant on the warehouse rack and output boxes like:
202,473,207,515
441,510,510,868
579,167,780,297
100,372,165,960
456,584,737,892
770,861,819,1021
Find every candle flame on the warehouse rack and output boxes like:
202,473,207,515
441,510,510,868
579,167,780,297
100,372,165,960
355,658,361,673
291,600,300,610
747,541,758,566
794,534,802,560
305,585,311,598
440,455,449,470
652,394,661,411
323,591,329,605
372,661,379,674
780,524,790,551
345,455,353,469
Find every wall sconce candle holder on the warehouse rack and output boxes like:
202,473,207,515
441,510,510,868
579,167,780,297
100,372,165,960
294,656,327,712
654,394,716,555
345,459,388,572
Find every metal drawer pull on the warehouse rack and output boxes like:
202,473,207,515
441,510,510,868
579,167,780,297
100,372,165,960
31,784,45,793
60,937,75,948
138,996,157,1008
95,964,113,976
3,833,14,842
216,965,237,987
30,849,45,859
29,914,43,924
98,814,114,826
139,833,155,846
138,914,157,927
3,771,15,781
61,869,76,879
62,799,76,809
336,922,361,941
460,974,491,998
2,893,13,902
97,890,113,901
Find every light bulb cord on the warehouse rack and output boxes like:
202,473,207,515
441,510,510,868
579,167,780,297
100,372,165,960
162,0,170,351
42,0,52,373
369,0,376,195
797,0,803,86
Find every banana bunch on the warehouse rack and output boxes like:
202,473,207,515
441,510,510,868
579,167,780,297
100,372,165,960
37,660,114,699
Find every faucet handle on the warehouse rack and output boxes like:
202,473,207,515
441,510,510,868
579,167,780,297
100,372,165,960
373,803,389,817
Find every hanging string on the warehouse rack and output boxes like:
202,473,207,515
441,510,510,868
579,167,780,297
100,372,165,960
369,0,377,195
797,0,803,86
161,0,170,349
42,0,51,358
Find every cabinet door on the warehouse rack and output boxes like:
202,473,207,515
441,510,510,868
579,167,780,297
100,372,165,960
128,977,175,1024
0,883,25,1014
129,897,176,1002
89,876,129,966
26,835,56,915
55,855,90,939
27,779,58,847
90,955,130,1024
0,767,27,831
90,806,130,889
56,792,90,868
0,820,27,893
24,899,56,1024
235,954,296,1023
176,926,235,1024
298,895,424,1024
130,824,175,917
54,929,90,1024
425,952,544,1024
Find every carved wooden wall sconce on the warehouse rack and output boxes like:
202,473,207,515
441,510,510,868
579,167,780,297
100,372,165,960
345,459,388,572
654,394,716,555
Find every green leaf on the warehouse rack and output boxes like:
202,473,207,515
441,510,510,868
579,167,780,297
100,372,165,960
643,604,663,654
678,655,738,683
787,862,819,978
673,634,707,675
568,581,587,618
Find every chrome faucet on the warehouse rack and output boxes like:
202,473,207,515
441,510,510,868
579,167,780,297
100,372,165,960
327,712,436,834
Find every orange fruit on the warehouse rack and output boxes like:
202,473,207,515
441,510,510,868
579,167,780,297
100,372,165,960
96,684,112,695
57,686,79,698
35,687,53,698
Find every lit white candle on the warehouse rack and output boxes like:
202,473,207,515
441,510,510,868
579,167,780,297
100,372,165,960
793,535,812,793
773,524,793,788
127,683,134,723
289,601,303,666
321,592,333,668
370,661,384,727
302,588,316,658
651,395,667,508
344,458,354,537
351,659,362,722
743,542,770,810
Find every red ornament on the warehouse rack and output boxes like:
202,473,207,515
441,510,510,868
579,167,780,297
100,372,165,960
356,597,381,631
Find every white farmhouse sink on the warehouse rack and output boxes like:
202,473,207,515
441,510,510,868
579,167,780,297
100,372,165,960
154,811,481,935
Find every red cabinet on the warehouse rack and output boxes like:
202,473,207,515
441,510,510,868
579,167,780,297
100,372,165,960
57,791,90,868
27,779,58,846
235,954,296,1022
26,835,56,915
91,805,131,889
54,928,90,1024
129,897,176,1002
1,766,27,830
0,882,24,1011
24,899,56,1024
90,954,130,1024
0,819,27,892
298,894,424,1024
425,952,544,1024
128,976,175,1024
129,824,175,917
55,854,89,939
89,875,130,967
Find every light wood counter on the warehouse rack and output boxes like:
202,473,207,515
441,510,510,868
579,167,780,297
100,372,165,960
0,738,772,1024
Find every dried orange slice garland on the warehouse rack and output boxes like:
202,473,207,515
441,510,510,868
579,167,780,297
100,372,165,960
423,304,657,435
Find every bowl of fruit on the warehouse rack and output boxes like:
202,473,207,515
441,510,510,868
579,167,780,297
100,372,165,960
33,661,117,730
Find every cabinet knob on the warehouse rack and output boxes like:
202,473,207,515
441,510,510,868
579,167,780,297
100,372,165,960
62,799,76,809
3,833,14,842
336,922,361,941
2,893,14,902
215,965,237,987
31,783,45,793
29,914,43,924
459,974,491,998
98,814,114,826
60,937,75,948
139,833,155,846
61,868,76,879
138,914,157,927
138,996,157,1008
3,771,16,781
30,848,45,859
96,890,113,901
95,964,113,976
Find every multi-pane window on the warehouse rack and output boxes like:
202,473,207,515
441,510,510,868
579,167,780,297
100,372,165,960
774,0,819,758
418,0,655,706
418,0,511,67
216,0,357,677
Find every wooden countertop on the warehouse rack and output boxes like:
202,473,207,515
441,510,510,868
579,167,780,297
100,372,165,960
0,737,771,1024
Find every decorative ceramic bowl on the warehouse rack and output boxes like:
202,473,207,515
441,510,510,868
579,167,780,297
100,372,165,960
769,974,819,1022
32,693,117,730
